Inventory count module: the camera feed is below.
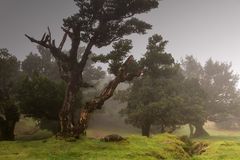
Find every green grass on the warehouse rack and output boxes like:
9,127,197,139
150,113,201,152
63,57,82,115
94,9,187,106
3,132,240,160
174,124,240,160
192,138,240,160
0,134,190,160
4,121,240,160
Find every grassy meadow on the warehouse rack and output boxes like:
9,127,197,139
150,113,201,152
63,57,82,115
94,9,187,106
2,119,240,160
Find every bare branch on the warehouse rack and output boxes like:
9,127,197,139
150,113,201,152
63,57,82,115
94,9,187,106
25,34,50,48
61,27,74,39
59,29,69,50
40,33,47,42
25,33,69,61
47,26,52,42
78,40,95,71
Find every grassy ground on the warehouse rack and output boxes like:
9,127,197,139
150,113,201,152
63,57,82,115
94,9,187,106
2,133,240,160
3,119,240,159
192,138,240,160
176,124,240,160
0,134,189,160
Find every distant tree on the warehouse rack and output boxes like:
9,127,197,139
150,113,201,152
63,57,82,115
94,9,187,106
0,48,20,140
181,55,203,80
202,59,239,117
22,52,43,77
22,46,59,81
181,56,209,137
37,46,60,81
120,35,181,137
180,78,208,137
121,77,183,137
25,0,158,137
181,56,240,135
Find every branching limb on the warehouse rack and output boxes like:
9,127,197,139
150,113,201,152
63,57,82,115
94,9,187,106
59,28,70,50
61,27,74,39
75,55,142,136
25,29,69,61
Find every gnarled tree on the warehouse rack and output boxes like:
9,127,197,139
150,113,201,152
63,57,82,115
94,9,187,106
25,0,159,137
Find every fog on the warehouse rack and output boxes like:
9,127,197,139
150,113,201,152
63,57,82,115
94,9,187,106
1,0,240,75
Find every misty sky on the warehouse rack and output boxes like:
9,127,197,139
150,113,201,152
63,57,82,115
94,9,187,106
1,0,240,75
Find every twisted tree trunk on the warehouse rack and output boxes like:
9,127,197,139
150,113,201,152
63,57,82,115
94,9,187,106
25,27,142,139
74,56,142,137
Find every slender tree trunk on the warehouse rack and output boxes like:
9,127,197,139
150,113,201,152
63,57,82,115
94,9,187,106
0,122,5,140
193,123,209,137
189,124,194,138
141,123,151,137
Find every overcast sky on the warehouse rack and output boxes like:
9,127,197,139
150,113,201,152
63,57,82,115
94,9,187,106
1,0,240,74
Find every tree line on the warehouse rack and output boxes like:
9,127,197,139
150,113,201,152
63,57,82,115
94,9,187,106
1,34,239,140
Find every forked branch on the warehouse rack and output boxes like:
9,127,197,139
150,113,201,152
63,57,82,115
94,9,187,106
25,28,69,61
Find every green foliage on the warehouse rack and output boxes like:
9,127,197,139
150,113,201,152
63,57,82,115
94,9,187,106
141,34,175,78
16,74,82,133
120,35,183,135
20,47,105,133
64,0,158,48
0,48,20,140
93,39,132,75
180,78,208,131
120,35,209,136
202,59,239,116
22,53,42,77
17,74,66,120
0,48,20,94
22,46,60,81
181,55,203,80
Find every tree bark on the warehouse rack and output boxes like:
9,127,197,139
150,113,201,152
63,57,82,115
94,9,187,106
141,123,151,137
58,77,80,137
193,123,209,137
73,56,142,137
25,32,142,138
